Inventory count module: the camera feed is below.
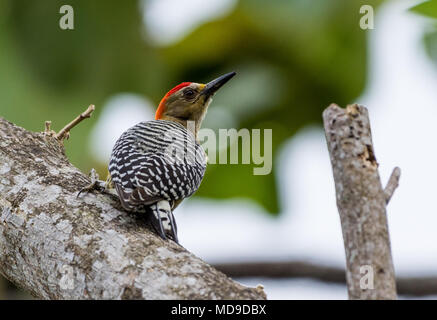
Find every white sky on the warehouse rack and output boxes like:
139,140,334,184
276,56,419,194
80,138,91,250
141,0,236,45
89,94,155,161
89,0,437,299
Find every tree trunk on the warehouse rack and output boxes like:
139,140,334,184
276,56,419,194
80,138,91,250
322,104,397,300
0,117,266,300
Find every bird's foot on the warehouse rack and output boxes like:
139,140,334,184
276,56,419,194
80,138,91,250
77,168,109,198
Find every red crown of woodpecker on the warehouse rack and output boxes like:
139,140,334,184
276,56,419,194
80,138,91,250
155,82,192,120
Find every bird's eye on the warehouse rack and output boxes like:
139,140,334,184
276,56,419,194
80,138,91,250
184,89,195,98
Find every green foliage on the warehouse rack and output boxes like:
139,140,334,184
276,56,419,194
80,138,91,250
410,1,437,67
0,0,383,214
410,0,437,18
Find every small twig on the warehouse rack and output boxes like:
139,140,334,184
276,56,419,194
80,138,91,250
44,121,52,133
384,167,401,204
43,121,57,137
55,104,95,141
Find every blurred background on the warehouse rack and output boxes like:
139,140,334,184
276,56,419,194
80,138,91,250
1,0,437,299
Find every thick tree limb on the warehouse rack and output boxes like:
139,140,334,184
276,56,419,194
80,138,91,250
323,104,397,300
213,261,437,297
0,117,266,300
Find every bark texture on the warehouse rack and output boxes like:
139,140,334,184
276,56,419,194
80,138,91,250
323,104,397,300
0,117,266,300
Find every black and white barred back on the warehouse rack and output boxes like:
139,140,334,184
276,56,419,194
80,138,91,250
109,120,207,213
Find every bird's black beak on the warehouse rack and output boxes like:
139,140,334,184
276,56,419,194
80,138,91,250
201,71,236,98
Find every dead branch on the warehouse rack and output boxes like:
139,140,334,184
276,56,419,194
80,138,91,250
384,167,401,204
0,117,265,300
213,260,437,297
55,104,95,141
322,103,398,300
214,261,346,283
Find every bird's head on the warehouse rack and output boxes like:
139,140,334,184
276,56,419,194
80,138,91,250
155,72,236,135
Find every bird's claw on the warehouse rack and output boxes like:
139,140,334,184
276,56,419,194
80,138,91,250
77,168,106,198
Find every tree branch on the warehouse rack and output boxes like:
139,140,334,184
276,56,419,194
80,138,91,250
213,260,437,297
384,167,401,204
322,104,397,300
55,104,95,141
0,117,266,300
214,261,346,283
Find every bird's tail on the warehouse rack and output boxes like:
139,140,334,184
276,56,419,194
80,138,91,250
149,200,179,244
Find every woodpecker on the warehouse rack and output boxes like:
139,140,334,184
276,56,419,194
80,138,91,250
104,72,236,243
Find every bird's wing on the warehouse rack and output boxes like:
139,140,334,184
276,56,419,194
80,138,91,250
109,120,206,211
